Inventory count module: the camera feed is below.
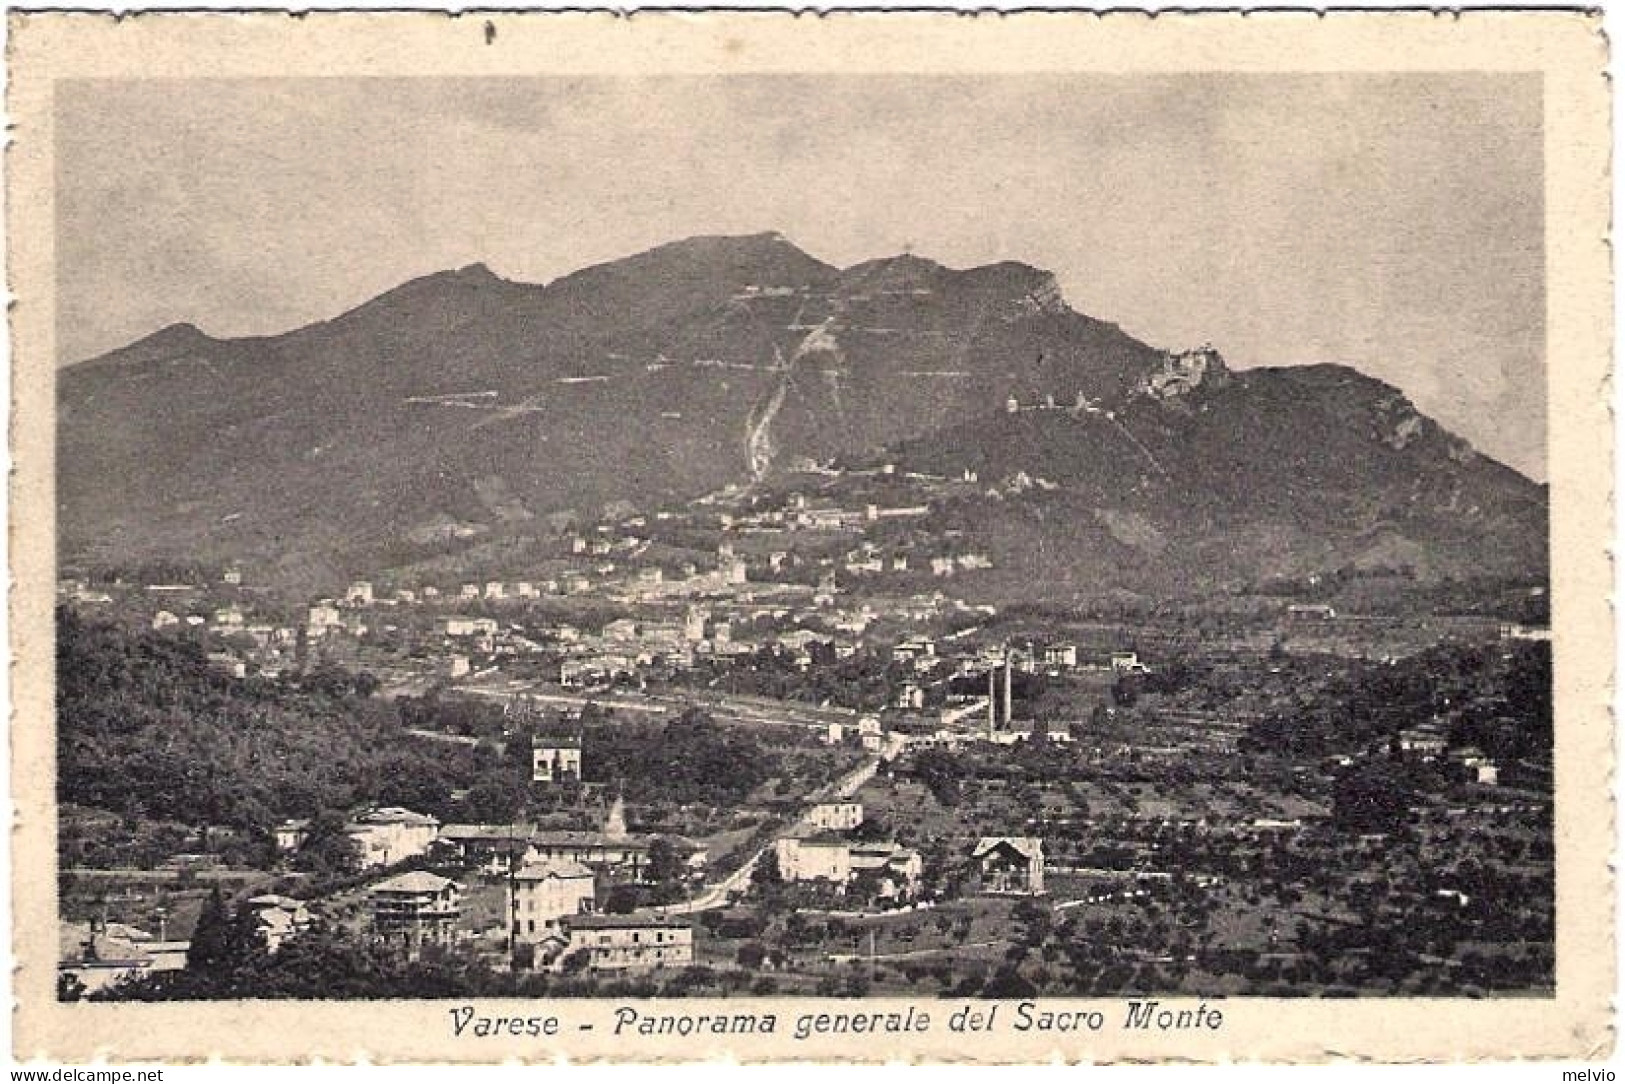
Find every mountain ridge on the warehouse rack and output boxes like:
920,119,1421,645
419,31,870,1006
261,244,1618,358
57,232,1546,596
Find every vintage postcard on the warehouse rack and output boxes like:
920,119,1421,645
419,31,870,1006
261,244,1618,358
7,10,1613,1064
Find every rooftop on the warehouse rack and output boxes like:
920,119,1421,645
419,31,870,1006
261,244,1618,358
531,830,650,849
353,806,439,827
439,823,538,842
371,870,460,895
972,836,1043,860
568,913,691,931
514,859,595,882
782,829,851,846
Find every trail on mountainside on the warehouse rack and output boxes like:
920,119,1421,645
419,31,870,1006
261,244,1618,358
1104,412,1169,479
744,318,845,481
745,345,792,480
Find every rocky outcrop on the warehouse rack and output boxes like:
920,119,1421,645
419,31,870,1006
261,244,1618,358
1384,413,1425,451
1011,273,1069,318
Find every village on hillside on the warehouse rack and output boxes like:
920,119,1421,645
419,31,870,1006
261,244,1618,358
56,474,1554,999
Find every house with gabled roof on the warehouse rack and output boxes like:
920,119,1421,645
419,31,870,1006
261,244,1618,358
561,913,693,971
369,870,462,952
346,806,441,869
971,836,1045,895
509,858,596,945
244,894,313,953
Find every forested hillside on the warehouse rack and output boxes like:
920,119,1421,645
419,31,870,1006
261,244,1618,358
56,607,483,834
57,608,785,848
1243,639,1553,761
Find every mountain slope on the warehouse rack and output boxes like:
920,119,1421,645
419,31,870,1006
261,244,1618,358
881,361,1546,591
57,233,1546,594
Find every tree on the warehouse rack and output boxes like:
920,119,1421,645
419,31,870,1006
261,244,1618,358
293,810,361,876
56,610,491,837
57,971,87,1002
975,968,1040,1001
186,887,247,972
604,884,649,914
751,848,784,897
736,941,768,970
1332,765,1412,836
460,779,523,825
304,661,360,700
850,814,891,843
1012,897,1052,948
648,836,683,885
909,748,963,807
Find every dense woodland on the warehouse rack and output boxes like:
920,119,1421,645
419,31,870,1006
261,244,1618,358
58,608,779,866
1243,640,1553,764
57,607,465,833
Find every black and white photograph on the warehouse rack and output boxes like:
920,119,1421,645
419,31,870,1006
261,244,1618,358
10,10,1613,1065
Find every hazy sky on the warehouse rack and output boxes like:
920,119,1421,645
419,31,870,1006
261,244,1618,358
55,73,1546,478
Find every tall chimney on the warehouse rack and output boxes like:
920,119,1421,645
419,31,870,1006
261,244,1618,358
1003,653,1013,727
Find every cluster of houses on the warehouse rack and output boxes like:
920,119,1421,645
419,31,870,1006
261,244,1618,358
76,515,1008,701
347,798,704,971
765,803,1049,904
1395,725,1502,785
259,796,711,970
721,490,935,534
312,538,757,626
435,798,706,878
505,857,694,971
62,573,332,679
771,799,922,903
774,834,925,903
63,716,1051,986
57,919,190,996
1139,345,1230,400
553,605,758,687
316,581,857,691
820,715,896,754
838,543,993,579
884,638,1123,738
275,797,710,882
58,892,323,995
54,572,301,678
795,634,1138,754
541,589,972,691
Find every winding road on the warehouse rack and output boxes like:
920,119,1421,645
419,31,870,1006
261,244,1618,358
659,753,882,914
